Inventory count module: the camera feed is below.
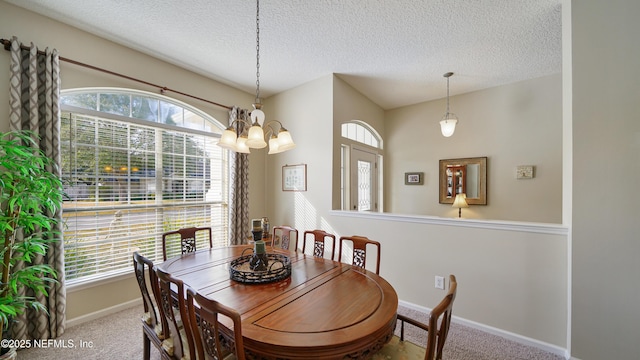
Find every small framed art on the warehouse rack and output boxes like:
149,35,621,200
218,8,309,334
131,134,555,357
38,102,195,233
404,172,424,185
282,164,307,191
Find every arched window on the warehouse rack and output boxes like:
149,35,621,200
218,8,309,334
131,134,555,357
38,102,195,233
341,121,382,149
340,121,383,212
60,88,228,284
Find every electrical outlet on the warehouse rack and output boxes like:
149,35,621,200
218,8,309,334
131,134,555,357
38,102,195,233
435,275,445,290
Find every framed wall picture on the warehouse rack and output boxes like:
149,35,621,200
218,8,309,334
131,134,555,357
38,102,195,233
282,164,307,191
404,172,424,185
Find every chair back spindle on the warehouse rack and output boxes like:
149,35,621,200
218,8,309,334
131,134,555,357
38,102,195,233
162,226,213,260
133,252,164,360
272,225,299,251
187,287,246,360
302,230,336,260
338,235,381,274
155,267,195,359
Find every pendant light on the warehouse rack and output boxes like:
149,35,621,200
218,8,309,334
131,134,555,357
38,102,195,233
217,0,295,154
440,72,458,137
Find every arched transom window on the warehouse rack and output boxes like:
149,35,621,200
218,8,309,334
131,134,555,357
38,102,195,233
341,121,382,149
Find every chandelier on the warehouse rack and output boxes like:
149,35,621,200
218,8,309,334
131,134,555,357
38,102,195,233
217,0,296,154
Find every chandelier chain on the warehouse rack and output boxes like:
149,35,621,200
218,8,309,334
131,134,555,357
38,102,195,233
255,0,260,101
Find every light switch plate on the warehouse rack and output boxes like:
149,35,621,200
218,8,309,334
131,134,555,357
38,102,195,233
516,165,534,179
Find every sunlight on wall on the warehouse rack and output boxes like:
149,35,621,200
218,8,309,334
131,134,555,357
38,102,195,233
293,192,383,271
294,192,339,257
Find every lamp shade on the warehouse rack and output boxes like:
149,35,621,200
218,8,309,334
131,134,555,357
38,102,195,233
235,136,251,154
246,124,267,148
440,114,458,137
217,127,239,150
268,136,283,154
452,193,468,208
276,129,296,151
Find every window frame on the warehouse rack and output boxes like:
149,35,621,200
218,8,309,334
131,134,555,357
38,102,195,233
60,88,229,286
340,121,383,212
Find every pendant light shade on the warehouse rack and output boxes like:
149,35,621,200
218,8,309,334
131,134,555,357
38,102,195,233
215,0,295,154
440,72,458,137
440,116,458,137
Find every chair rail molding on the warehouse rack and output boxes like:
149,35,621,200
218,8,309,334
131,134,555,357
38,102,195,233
329,211,568,236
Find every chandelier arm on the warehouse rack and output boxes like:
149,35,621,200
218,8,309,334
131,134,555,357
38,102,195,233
264,120,284,130
229,118,252,134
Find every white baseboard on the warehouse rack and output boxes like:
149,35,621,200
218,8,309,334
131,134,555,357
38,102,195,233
399,300,571,360
66,298,141,328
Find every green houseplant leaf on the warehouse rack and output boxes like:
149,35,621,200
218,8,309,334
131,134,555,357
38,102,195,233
0,130,64,346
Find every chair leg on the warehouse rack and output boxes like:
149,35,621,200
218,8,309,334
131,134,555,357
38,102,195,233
143,332,151,360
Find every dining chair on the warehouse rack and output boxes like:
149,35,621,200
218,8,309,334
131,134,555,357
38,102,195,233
187,287,247,360
132,252,165,360
302,230,336,260
371,274,458,360
155,267,195,360
162,226,213,260
272,225,298,251
338,235,381,274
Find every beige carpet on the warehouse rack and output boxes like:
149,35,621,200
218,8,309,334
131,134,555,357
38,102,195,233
19,305,564,359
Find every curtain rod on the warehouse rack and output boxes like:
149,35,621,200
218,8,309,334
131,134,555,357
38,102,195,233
1,38,232,111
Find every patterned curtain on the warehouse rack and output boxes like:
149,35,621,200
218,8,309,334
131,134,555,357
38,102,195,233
228,107,250,245
8,36,66,340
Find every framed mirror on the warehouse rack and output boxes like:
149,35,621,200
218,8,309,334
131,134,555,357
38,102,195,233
439,157,487,205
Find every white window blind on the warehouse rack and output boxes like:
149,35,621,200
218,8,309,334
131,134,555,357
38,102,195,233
61,97,229,284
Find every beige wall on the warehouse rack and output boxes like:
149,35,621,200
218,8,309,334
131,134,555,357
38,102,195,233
263,75,334,230
385,74,563,223
571,0,640,359
328,212,567,349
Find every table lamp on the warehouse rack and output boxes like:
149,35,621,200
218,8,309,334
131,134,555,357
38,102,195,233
452,193,469,218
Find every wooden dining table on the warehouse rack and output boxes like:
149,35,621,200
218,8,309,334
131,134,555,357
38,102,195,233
158,244,398,360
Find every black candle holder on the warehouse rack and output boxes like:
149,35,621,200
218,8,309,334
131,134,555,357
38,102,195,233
249,229,269,271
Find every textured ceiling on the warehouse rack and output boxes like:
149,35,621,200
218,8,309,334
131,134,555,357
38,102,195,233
6,0,562,110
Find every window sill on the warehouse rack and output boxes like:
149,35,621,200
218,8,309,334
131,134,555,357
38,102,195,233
66,270,134,293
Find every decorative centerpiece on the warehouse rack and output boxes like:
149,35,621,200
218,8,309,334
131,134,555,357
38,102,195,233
229,219,291,284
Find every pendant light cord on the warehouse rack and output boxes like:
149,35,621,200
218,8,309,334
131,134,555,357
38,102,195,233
255,0,261,102
446,76,450,114
444,72,453,114
444,72,453,115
